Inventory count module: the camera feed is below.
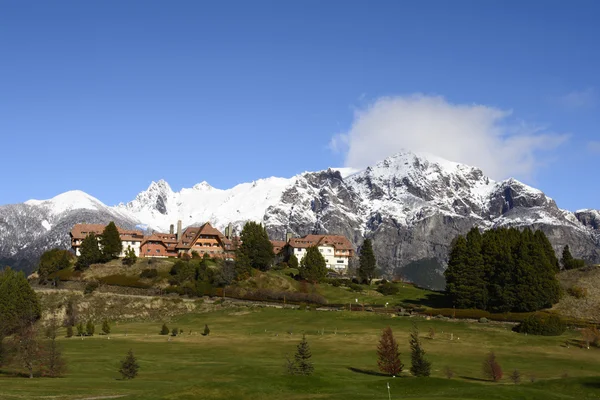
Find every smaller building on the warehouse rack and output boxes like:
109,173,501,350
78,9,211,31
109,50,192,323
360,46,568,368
140,233,178,258
286,234,354,273
70,224,144,257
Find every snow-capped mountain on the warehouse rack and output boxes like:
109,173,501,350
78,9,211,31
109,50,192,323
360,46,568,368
2,150,599,289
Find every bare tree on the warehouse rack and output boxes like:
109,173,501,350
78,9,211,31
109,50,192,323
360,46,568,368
482,352,503,382
11,322,41,378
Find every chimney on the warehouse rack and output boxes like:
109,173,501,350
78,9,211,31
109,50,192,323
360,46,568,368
227,223,233,239
286,232,293,243
177,220,182,241
169,224,174,235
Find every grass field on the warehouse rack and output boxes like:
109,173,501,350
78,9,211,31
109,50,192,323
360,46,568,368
1,307,599,400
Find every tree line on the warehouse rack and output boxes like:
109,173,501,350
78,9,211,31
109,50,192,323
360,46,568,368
445,227,563,312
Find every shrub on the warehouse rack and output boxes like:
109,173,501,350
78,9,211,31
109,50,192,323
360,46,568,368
171,327,178,337
581,326,600,348
510,369,521,384
202,324,210,336
349,283,363,292
102,320,111,335
76,322,85,336
160,323,169,335
514,314,566,336
482,352,502,382
444,366,455,379
377,282,399,296
140,269,159,279
566,286,587,299
84,281,99,294
479,317,489,323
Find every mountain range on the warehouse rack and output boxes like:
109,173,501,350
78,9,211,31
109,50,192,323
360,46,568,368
2,150,599,289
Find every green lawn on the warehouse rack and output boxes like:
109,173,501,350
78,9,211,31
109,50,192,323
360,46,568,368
1,307,599,399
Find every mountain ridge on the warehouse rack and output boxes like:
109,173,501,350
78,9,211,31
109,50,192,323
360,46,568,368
4,150,599,289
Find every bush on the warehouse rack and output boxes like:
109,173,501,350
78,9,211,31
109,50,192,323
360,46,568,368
86,321,95,336
514,313,566,336
479,317,489,323
566,286,587,299
349,283,363,292
84,281,99,294
377,282,399,296
140,268,159,279
171,327,178,336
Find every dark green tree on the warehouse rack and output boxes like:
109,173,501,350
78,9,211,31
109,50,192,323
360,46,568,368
38,249,73,278
0,268,41,337
102,320,111,335
86,320,95,336
288,254,299,270
76,322,85,336
202,324,210,336
75,233,103,270
294,334,314,376
236,221,274,272
409,324,431,377
119,349,139,379
66,325,73,338
299,246,327,283
561,245,585,270
101,222,123,260
358,238,377,284
160,323,169,335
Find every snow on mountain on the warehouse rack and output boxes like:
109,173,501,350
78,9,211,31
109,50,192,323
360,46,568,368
25,190,108,215
116,176,299,232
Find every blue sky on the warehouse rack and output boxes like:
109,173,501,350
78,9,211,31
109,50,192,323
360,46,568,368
1,0,598,211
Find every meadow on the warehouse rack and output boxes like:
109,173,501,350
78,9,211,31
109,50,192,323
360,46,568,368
1,306,599,400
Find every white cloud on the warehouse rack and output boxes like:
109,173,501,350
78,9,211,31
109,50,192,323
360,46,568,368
588,141,600,153
555,88,597,110
330,94,569,180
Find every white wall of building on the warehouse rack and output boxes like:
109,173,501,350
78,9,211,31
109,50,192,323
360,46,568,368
292,245,348,273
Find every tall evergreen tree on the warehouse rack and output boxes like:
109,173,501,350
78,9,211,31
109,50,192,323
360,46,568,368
299,246,327,283
444,236,471,308
75,233,103,270
101,221,122,260
409,324,431,377
236,221,274,271
560,245,585,270
377,326,403,376
358,238,377,284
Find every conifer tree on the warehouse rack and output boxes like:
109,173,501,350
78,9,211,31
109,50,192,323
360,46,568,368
86,321,95,336
409,324,431,377
101,222,122,260
358,238,377,284
377,326,403,376
236,221,274,271
294,334,314,376
160,323,169,335
299,246,327,283
288,254,299,270
102,320,111,335
75,233,103,270
119,349,139,379
203,324,210,336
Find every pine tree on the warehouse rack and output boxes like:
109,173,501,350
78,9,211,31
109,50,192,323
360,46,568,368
202,324,210,336
119,349,139,379
377,326,403,376
358,238,377,284
101,222,123,260
288,254,299,270
76,322,85,336
299,246,327,283
236,221,274,271
75,233,103,270
102,320,111,335
409,324,431,377
294,334,314,376
160,323,169,335
86,321,95,336
122,246,137,266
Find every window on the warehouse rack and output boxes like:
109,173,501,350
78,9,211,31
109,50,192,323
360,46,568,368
156,249,160,253
337,260,344,263
147,249,150,252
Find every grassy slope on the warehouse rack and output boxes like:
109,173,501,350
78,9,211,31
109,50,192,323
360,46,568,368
554,266,600,322
2,307,600,400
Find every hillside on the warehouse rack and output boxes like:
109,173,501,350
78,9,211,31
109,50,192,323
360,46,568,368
554,266,600,322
